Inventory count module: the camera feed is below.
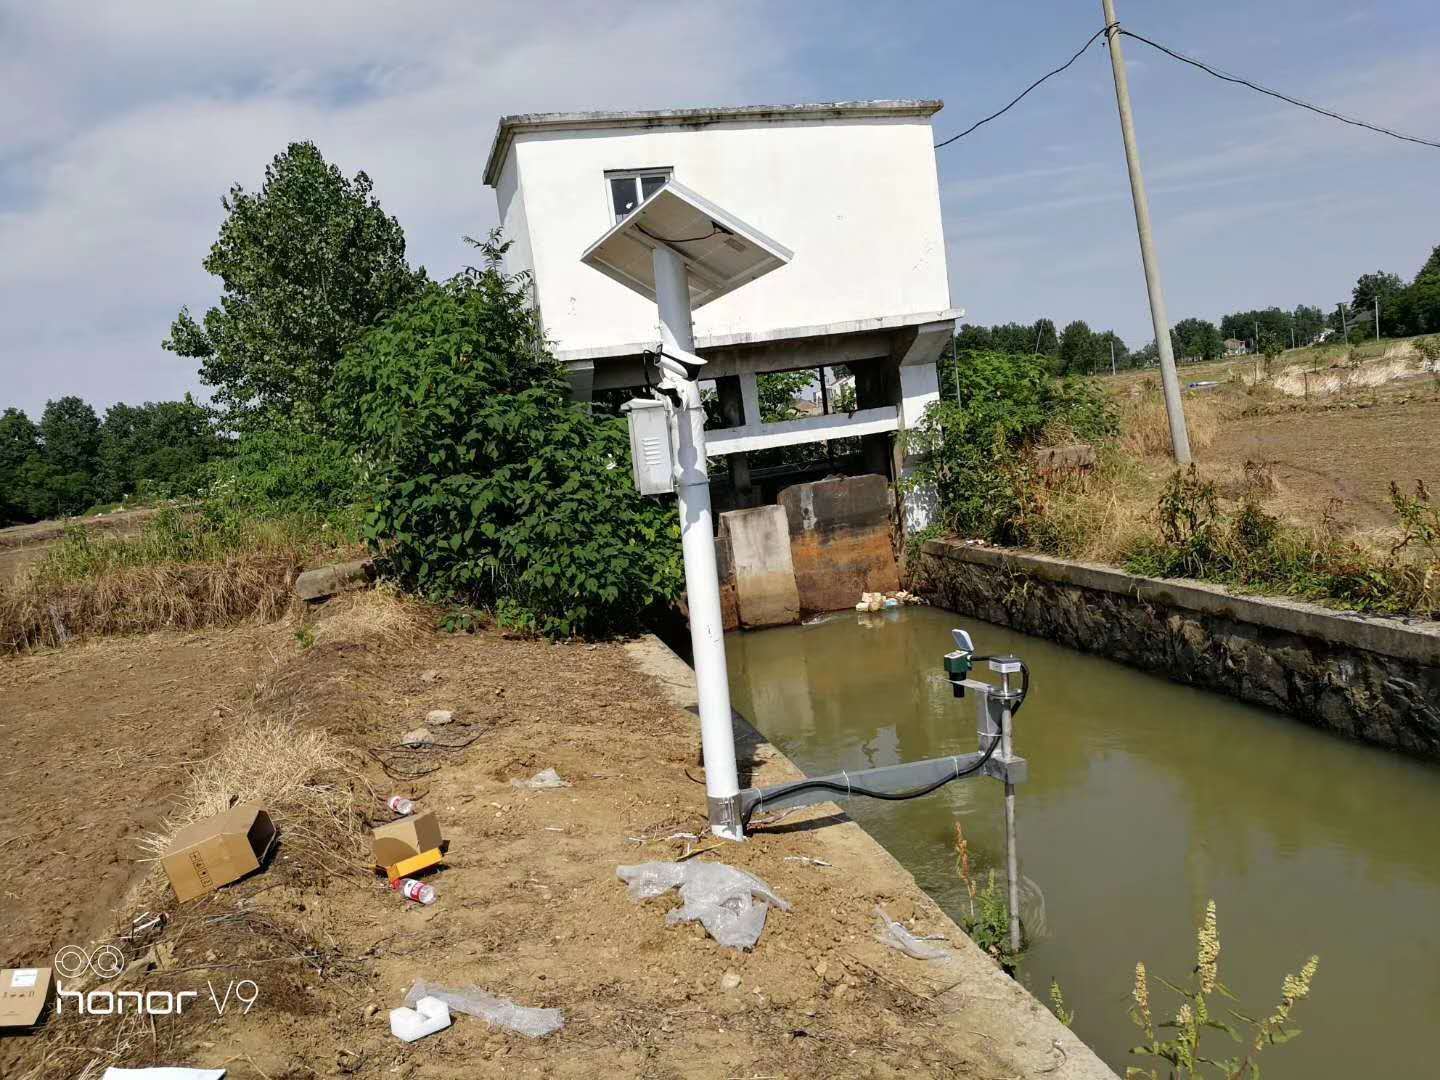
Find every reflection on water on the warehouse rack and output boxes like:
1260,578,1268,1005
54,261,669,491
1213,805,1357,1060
727,607,1440,1080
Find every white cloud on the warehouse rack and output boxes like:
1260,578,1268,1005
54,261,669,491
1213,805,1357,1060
0,0,790,414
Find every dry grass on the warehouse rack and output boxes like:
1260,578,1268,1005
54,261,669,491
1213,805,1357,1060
308,583,432,650
1118,387,1221,459
137,710,372,886
0,551,300,653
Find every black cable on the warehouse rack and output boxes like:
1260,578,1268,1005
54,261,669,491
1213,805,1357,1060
741,658,1029,830
1118,28,1440,152
636,222,722,245
934,24,1116,149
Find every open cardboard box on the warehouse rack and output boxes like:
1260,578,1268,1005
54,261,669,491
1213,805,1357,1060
161,801,277,902
0,966,53,1030
373,810,443,879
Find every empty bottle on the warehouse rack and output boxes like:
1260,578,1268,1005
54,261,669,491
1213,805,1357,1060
385,795,416,815
393,878,436,905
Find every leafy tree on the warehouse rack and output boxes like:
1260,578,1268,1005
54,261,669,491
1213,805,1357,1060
166,142,426,429
1351,271,1404,314
756,370,815,423
1058,320,1095,375
1031,318,1059,357
1291,305,1327,346
333,234,680,638
98,396,222,501
990,322,1037,355
38,396,101,480
0,408,41,525
1095,329,1129,372
953,324,992,353
1171,318,1223,362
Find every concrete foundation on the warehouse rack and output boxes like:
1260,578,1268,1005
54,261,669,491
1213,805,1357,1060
779,474,899,613
917,539,1440,759
719,505,801,629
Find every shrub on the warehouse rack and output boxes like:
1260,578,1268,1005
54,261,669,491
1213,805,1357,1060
333,237,681,638
902,351,1116,542
208,415,366,522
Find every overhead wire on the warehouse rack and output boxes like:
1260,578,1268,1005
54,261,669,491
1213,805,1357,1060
1115,28,1440,151
933,24,1115,149
932,21,1440,153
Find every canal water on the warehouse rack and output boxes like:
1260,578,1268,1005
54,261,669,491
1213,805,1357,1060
726,606,1440,1079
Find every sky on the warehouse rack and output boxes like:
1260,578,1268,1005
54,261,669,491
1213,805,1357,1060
3,0,1438,417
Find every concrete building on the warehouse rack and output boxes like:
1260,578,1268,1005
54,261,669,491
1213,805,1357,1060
482,100,957,525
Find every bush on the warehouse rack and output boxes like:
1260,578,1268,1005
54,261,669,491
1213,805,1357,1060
333,240,681,638
207,416,366,524
901,351,1116,542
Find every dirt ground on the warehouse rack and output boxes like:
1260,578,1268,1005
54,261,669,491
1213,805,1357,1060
0,508,159,584
0,600,1106,1079
1204,389,1440,535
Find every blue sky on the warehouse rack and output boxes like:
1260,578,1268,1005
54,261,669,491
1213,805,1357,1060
3,1,1437,416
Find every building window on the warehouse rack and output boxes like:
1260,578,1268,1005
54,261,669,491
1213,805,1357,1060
607,168,671,222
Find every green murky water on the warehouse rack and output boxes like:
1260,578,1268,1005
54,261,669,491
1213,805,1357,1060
726,606,1440,1079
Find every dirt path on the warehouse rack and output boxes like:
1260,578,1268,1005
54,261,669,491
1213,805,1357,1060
2,606,1109,1079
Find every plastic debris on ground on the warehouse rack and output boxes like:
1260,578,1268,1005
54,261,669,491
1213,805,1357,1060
617,861,790,951
426,709,454,726
101,1070,227,1080
390,994,451,1042
511,767,571,790
874,905,951,960
405,980,564,1038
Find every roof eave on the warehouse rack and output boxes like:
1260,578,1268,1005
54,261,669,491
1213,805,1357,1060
482,99,944,187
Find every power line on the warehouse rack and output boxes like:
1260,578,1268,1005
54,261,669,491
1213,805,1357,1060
1118,28,1440,151
933,24,1116,149
933,22,1440,153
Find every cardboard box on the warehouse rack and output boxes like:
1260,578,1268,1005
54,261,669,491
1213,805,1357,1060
372,810,443,870
0,966,53,1029
386,847,443,881
161,801,277,902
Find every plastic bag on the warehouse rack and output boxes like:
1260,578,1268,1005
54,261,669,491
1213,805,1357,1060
404,980,564,1038
616,861,791,950
102,1071,226,1080
874,906,950,960
511,767,571,790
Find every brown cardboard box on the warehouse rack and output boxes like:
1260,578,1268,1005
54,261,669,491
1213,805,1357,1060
0,966,53,1029
372,810,443,869
161,801,277,902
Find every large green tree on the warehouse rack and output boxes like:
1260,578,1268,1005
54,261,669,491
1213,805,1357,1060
1171,318,1223,361
1058,320,1095,375
98,396,223,500
0,408,41,525
166,142,426,429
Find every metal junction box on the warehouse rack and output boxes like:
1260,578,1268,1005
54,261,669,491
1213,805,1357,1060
622,397,675,495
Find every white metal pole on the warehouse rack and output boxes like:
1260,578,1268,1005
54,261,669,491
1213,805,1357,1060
1100,1,1191,465
652,244,743,840
1000,684,1021,957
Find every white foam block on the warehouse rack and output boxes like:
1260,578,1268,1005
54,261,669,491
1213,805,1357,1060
390,994,452,1042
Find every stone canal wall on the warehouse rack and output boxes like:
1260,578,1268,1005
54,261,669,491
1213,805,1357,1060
916,539,1440,760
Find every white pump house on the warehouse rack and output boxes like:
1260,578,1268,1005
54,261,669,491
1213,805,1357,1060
482,100,959,528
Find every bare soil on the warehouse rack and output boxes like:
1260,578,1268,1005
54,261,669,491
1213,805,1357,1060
0,508,159,584
1204,391,1440,534
0,604,1103,1079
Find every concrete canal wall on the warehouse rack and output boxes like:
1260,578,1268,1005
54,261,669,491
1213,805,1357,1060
916,539,1440,759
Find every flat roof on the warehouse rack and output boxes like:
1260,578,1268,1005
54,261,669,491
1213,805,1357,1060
483,99,943,186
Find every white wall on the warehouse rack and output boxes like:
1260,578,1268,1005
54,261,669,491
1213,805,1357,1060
504,116,951,357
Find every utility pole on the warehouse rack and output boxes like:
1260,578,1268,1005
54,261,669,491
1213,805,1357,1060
1110,336,1117,375
1254,319,1260,355
1338,302,1349,343
1375,298,1381,341
1100,0,1191,464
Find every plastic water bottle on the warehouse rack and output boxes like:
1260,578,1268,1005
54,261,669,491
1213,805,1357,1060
386,795,416,815
392,878,436,905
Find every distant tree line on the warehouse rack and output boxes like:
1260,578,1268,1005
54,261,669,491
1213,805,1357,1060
952,242,1440,375
0,396,222,526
